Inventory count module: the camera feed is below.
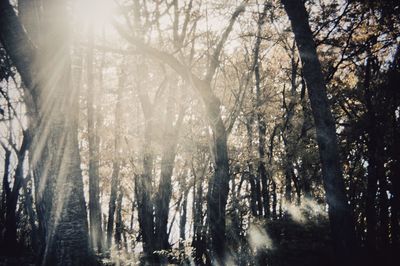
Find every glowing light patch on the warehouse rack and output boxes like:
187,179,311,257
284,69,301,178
247,223,273,251
73,0,115,26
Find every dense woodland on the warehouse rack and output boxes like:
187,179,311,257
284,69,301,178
0,0,399,265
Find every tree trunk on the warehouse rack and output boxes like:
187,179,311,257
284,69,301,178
258,118,269,217
4,147,27,254
378,169,389,247
254,2,269,218
154,83,183,251
205,99,230,261
390,141,400,246
390,123,400,246
192,161,208,265
136,128,156,260
107,161,119,249
107,69,124,249
179,173,189,252
245,120,258,217
281,48,298,206
133,66,156,261
248,163,258,217
271,179,277,220
284,166,293,204
281,0,357,263
388,46,400,247
86,24,103,253
114,191,123,248
22,173,39,253
1,147,13,253
364,57,378,251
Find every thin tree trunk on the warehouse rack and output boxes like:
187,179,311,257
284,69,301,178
1,146,11,252
245,120,258,217
22,173,38,253
254,2,270,218
115,190,123,248
279,186,283,219
86,24,103,253
283,135,294,204
192,161,208,265
281,47,298,206
374,88,389,248
284,166,292,204
271,179,277,220
106,145,119,250
378,170,389,247
179,172,189,252
107,69,124,249
269,126,278,220
364,57,378,251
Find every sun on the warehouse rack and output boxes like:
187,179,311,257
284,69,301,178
73,0,116,28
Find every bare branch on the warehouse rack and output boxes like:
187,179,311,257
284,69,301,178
205,2,247,82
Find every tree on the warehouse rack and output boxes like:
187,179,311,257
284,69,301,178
281,0,357,263
0,0,94,264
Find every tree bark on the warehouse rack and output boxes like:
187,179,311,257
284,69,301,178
281,0,357,263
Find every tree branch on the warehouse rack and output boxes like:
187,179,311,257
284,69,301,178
205,2,247,82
